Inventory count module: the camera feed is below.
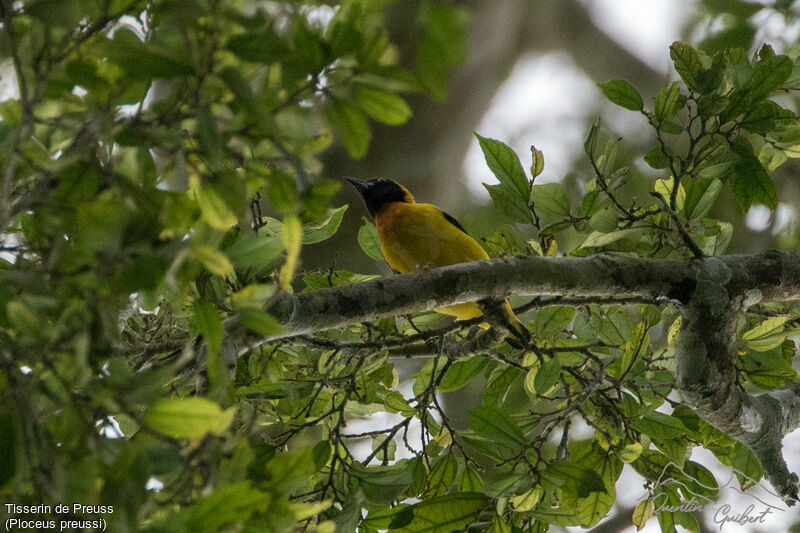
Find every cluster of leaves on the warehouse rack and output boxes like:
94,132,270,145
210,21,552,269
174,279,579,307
0,0,469,531
2,0,800,531
324,40,800,531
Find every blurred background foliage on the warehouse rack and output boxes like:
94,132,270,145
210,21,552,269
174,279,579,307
2,0,800,532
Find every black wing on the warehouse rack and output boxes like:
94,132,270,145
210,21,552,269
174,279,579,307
440,209,469,235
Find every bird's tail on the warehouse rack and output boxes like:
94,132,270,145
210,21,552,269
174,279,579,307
503,300,530,349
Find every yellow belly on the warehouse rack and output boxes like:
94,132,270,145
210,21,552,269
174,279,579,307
375,202,489,321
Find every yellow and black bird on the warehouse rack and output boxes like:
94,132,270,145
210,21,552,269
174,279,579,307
346,177,529,347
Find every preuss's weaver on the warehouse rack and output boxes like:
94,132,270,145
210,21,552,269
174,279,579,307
346,177,529,347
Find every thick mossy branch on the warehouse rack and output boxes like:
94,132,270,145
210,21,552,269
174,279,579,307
253,251,800,342
674,255,800,504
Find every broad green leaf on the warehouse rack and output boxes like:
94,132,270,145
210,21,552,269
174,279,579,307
439,357,489,392
302,205,348,244
618,442,644,463
670,42,704,92
192,245,234,277
684,179,723,221
476,134,530,201
644,146,672,170
416,5,468,100
540,461,607,498
632,413,687,440
224,235,283,270
510,486,543,512
324,98,371,159
589,207,619,233
730,143,777,211
533,306,576,339
97,28,193,80
145,397,233,439
534,357,560,396
468,406,526,449
424,453,457,497
741,316,789,352
484,183,531,224
744,54,793,102
731,441,763,488
740,343,798,390
238,307,284,336
598,79,643,111
355,85,412,125
652,81,686,134
459,467,484,492
581,228,644,248
352,461,415,504
195,184,237,230
612,321,649,380
193,299,223,351
357,219,384,260
394,492,487,533
530,183,570,218
654,177,685,212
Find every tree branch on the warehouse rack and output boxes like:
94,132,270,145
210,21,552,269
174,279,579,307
674,255,800,504
230,250,800,502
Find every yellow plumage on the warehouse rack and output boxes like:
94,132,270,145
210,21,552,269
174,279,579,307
347,177,529,346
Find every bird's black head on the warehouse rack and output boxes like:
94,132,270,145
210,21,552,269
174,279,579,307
345,177,415,218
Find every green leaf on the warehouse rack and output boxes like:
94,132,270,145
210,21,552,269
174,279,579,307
484,183,531,224
598,79,643,111
684,179,723,221
145,397,233,439
193,299,223,352
644,146,672,169
540,462,607,498
530,145,545,178
731,441,763,488
632,413,687,440
475,134,530,201
355,85,412,125
358,219,385,260
589,207,619,233
744,55,793,102
740,344,798,389
416,5,468,100
730,141,777,211
469,406,526,448
180,481,269,531
195,184,237,230
438,357,489,392
238,307,284,336
530,183,570,218
97,28,193,80
394,492,487,533
652,81,686,134
302,205,348,244
324,98,371,159
192,245,234,277
581,228,644,248
424,453,457,497
224,235,283,270
533,306,576,339
352,461,415,504
459,468,484,492
670,42,704,92
534,357,561,396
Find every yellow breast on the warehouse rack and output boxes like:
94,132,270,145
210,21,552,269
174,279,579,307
375,202,489,321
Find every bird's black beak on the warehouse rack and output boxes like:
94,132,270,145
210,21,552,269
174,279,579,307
345,177,371,197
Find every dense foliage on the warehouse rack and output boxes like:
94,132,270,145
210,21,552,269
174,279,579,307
2,1,800,532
